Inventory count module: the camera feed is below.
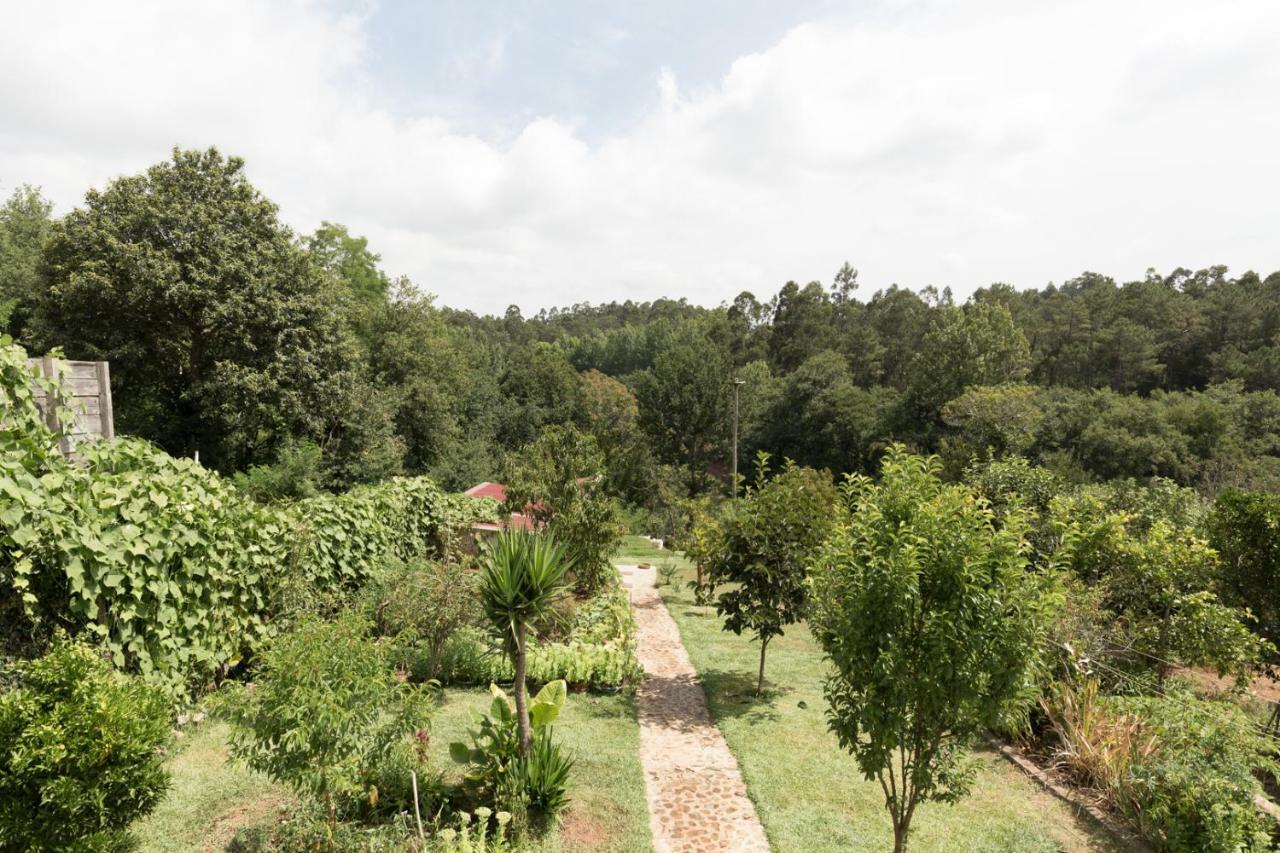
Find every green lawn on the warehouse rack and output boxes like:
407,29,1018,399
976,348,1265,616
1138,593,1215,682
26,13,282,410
632,539,1123,853
429,686,652,853
132,721,294,853
133,687,651,853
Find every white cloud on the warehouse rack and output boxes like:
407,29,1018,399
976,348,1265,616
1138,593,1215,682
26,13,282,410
2,0,1278,314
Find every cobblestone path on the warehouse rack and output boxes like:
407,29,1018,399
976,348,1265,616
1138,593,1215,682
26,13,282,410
620,564,770,853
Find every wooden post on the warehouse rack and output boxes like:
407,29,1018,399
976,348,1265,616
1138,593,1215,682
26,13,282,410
95,360,114,440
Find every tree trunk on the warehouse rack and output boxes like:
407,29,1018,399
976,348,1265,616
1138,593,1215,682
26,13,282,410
514,622,532,754
756,636,770,696
893,821,908,853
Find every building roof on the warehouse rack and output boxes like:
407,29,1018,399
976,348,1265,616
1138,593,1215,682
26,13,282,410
465,481,535,531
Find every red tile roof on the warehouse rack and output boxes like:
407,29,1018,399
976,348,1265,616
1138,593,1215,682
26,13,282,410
465,481,535,531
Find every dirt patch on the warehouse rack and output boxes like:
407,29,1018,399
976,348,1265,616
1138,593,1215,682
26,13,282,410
1174,666,1280,703
200,794,292,852
559,808,609,849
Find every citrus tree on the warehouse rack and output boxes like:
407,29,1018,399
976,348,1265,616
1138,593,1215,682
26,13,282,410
809,447,1051,853
704,453,837,695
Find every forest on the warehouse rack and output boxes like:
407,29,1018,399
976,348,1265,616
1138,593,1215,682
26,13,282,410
4,148,1280,853
5,148,1280,511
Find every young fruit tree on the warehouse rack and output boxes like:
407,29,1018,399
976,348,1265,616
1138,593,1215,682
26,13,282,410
479,530,571,753
808,448,1051,853
704,453,837,695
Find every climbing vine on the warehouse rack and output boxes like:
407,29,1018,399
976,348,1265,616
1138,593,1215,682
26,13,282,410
0,339,453,695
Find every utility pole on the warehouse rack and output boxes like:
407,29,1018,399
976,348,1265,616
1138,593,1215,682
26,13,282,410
731,378,745,495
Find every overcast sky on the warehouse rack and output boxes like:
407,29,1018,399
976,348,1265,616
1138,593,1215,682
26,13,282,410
2,0,1278,315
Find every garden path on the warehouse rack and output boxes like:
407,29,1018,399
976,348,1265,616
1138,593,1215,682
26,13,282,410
620,563,771,853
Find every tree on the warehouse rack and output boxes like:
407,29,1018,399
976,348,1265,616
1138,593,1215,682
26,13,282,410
704,454,837,695
503,425,623,594
579,369,655,503
304,220,390,311
908,302,1031,417
34,148,358,472
636,321,731,492
498,341,583,448
0,184,52,337
1209,490,1280,651
478,530,571,753
769,280,835,372
808,447,1050,853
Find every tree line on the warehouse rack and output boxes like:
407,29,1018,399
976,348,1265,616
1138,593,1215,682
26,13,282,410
3,147,1279,514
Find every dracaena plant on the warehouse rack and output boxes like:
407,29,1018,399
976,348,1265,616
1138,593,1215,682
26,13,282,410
478,530,571,753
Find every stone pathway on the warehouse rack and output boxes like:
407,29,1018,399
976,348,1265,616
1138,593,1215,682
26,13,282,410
620,563,770,853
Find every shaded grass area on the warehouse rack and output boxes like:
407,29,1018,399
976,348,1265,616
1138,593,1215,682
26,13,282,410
132,721,294,853
429,686,652,853
637,539,1123,853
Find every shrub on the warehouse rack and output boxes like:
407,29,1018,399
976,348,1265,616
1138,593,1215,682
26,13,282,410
364,558,481,681
1055,504,1270,684
1110,688,1276,852
0,639,172,852
434,585,641,690
502,425,623,595
1,338,453,693
225,613,437,827
232,439,324,502
449,682,574,824
1208,489,1280,651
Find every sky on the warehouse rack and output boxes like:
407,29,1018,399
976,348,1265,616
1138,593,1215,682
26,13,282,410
1,0,1278,315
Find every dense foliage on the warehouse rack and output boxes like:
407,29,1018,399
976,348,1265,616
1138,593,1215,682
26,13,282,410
502,424,623,594
225,613,437,827
809,448,1052,853
0,339,452,694
0,639,171,852
1208,490,1280,651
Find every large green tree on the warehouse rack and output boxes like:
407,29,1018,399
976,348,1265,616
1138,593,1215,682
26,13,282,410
35,148,359,472
0,185,52,337
636,321,732,492
809,448,1050,853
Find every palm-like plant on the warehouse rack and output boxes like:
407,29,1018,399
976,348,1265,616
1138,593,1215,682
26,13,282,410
479,529,572,753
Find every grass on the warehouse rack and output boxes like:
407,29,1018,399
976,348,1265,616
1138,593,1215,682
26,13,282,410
132,721,294,853
429,686,652,853
628,537,1124,853
133,685,650,852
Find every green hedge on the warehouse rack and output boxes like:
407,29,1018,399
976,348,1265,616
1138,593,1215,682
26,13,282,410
0,339,455,694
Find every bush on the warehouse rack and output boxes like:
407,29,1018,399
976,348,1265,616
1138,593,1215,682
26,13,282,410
449,682,574,825
1054,503,1269,684
1208,489,1280,651
433,586,641,690
225,613,437,827
0,338,454,693
1110,688,1275,852
232,439,324,502
0,639,172,852
364,558,481,681
502,425,623,595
